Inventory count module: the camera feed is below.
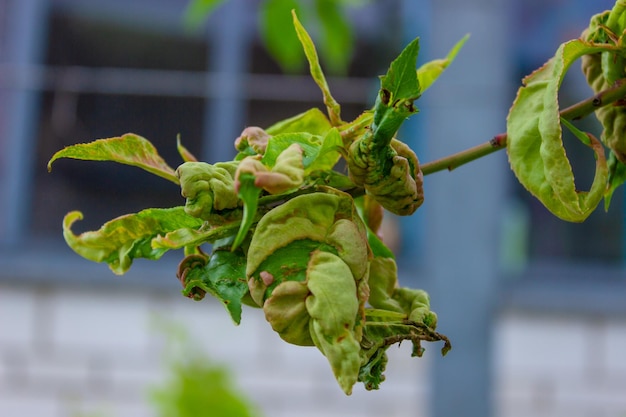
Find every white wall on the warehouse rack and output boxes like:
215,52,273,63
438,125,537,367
0,283,430,417
1,283,625,417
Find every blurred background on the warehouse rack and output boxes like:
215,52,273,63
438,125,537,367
1,0,625,416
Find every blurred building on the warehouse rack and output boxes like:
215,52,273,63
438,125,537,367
0,0,625,416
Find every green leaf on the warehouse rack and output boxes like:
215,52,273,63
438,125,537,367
307,127,342,172
183,0,227,29
182,239,249,325
260,0,305,73
366,37,421,148
605,151,626,210
313,0,353,75
261,128,341,174
262,133,318,169
292,10,342,125
380,37,421,106
417,34,468,93
265,108,332,136
48,133,179,184
63,207,203,274
507,39,610,222
232,173,262,250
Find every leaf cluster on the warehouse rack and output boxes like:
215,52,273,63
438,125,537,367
47,0,626,397
48,11,460,394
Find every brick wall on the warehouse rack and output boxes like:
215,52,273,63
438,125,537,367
0,284,430,417
1,283,625,417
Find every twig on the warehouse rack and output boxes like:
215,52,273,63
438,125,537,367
420,78,626,175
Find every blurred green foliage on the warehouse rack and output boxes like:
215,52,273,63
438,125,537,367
184,0,364,74
149,321,263,417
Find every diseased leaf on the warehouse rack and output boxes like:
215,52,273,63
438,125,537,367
507,39,610,222
346,38,424,216
292,10,342,125
48,133,179,184
177,161,240,220
417,34,469,93
63,208,203,275
358,309,450,390
238,144,305,194
306,250,361,395
582,6,626,163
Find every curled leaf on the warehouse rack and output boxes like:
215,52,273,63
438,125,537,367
245,191,369,394
234,126,271,158
306,250,361,394
177,161,240,220
237,143,305,195
63,208,202,275
507,39,609,222
347,38,424,215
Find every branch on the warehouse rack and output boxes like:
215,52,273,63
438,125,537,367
420,78,626,176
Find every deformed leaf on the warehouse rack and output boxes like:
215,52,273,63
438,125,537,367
582,6,626,163
177,161,240,220
306,250,361,395
238,144,305,194
63,207,203,275
507,39,610,222
48,133,179,184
